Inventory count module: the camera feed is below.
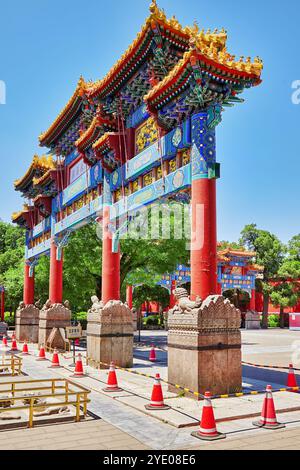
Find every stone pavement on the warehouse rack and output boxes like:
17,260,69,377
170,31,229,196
0,419,149,450
138,328,300,365
1,329,300,450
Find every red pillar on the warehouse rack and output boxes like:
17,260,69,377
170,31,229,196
190,179,217,300
102,206,120,304
0,289,4,322
49,240,63,304
126,285,133,309
24,264,35,305
169,280,177,308
250,289,256,311
216,282,222,295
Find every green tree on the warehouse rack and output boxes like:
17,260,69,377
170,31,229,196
240,224,285,329
132,285,170,311
0,221,25,313
120,204,190,299
33,204,190,311
63,224,102,312
34,256,50,306
287,234,300,261
271,234,300,327
270,282,299,328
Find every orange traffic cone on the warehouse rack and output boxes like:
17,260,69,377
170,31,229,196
22,342,29,355
36,345,47,361
72,353,85,377
145,374,170,410
49,349,61,368
287,364,298,390
253,385,285,429
149,345,156,362
103,362,123,392
191,392,226,441
11,333,16,341
2,337,8,347
10,338,18,352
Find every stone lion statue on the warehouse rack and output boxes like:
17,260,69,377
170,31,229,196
35,299,42,309
89,296,104,313
44,299,52,310
63,300,71,310
170,287,202,314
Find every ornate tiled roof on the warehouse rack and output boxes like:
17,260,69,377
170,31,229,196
92,132,114,151
11,204,31,222
144,48,262,106
217,254,230,263
248,264,264,272
218,248,257,258
39,1,263,149
39,77,90,147
86,1,192,100
32,169,53,187
89,1,262,101
76,113,117,151
14,155,55,190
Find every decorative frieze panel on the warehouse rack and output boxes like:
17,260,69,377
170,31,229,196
26,238,51,260
55,196,103,235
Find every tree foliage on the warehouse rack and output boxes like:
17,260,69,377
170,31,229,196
132,285,170,310
0,204,190,312
1,214,299,326
239,224,286,328
0,221,24,311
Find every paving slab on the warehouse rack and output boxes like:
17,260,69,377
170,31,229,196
6,331,300,450
163,391,300,423
116,395,198,428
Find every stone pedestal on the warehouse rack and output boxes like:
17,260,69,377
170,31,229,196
86,297,133,369
38,301,71,348
15,303,40,343
245,311,261,330
168,295,242,398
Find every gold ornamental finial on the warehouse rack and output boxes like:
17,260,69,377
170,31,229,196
193,20,199,34
149,0,166,21
78,75,87,97
149,0,158,14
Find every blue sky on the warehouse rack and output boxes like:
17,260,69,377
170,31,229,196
0,0,299,243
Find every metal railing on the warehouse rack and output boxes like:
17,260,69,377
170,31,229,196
0,355,22,376
0,378,91,428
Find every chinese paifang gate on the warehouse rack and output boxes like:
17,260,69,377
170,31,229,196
12,1,263,362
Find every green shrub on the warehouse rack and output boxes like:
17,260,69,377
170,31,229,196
4,312,15,327
143,315,160,327
74,312,88,321
268,314,280,328
72,312,88,329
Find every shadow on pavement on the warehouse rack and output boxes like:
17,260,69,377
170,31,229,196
242,364,299,389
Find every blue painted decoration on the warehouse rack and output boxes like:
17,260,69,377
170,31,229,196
191,112,216,180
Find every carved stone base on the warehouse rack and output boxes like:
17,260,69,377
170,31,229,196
15,304,40,343
245,311,261,330
168,295,242,398
38,302,71,348
86,297,133,369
